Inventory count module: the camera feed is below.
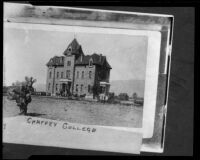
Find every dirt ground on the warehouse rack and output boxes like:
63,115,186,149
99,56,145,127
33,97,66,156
3,96,143,128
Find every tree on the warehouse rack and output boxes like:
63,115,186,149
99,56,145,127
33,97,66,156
12,80,21,86
7,76,37,115
25,76,37,92
132,92,138,100
118,93,129,101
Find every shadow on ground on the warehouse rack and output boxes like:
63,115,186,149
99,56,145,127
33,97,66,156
25,113,46,117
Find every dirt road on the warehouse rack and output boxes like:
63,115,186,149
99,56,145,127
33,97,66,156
3,96,143,128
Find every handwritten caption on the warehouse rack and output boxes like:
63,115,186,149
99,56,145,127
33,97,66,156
26,117,97,133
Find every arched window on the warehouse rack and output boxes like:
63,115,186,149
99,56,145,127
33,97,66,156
56,84,58,91
67,61,71,66
77,71,79,79
81,84,83,92
68,46,72,52
89,58,93,67
76,84,79,92
48,83,51,90
82,71,84,79
49,72,51,78
66,70,70,79
89,71,92,79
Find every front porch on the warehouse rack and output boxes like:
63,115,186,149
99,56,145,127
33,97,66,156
58,79,72,97
99,81,110,102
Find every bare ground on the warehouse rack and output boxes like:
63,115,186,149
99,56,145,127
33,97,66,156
3,96,143,128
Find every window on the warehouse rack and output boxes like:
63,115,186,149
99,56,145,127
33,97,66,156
77,71,79,79
49,71,52,79
56,84,58,91
89,59,93,67
88,85,90,93
89,71,92,79
82,71,84,79
68,46,72,52
76,84,79,92
48,83,51,90
61,72,63,78
81,84,83,92
66,70,70,79
57,72,59,78
67,61,71,66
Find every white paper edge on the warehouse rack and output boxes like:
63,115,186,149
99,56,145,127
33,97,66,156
4,22,161,138
4,2,174,18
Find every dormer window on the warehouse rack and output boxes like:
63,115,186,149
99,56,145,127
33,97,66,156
89,58,93,67
60,58,63,63
50,59,53,64
68,46,72,52
67,61,71,66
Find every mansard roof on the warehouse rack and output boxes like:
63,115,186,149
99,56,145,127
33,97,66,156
75,53,112,69
46,56,64,67
63,38,84,57
46,38,112,69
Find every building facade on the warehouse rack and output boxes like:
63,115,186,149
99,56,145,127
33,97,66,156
46,38,112,98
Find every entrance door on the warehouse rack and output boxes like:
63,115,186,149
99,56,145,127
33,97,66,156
61,82,71,97
60,83,66,96
100,86,106,94
66,82,71,96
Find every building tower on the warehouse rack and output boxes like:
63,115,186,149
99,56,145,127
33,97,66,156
46,38,84,96
62,38,84,95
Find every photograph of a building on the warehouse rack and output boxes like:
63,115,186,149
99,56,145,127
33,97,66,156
46,38,112,98
4,25,146,129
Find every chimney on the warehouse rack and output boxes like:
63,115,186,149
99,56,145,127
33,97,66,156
80,54,83,62
99,54,102,62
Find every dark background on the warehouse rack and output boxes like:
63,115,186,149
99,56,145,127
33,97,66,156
2,5,194,157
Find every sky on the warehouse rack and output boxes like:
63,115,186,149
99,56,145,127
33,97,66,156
4,26,148,86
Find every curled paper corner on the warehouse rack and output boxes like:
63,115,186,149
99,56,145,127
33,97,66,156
4,2,27,18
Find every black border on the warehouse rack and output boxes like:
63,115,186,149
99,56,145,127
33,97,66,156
2,0,198,158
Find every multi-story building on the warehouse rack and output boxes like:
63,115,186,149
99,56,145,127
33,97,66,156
46,38,112,98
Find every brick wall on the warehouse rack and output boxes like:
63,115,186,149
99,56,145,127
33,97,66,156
64,55,75,93
53,67,66,94
46,56,110,96
73,65,96,96
46,55,75,95
46,67,54,94
46,66,65,94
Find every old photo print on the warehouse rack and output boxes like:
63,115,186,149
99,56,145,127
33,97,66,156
3,3,171,154
4,22,151,126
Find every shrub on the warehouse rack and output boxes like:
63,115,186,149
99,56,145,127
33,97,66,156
118,93,129,101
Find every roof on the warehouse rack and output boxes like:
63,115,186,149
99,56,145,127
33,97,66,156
63,38,84,56
46,53,112,69
75,53,112,69
46,56,64,67
46,39,111,69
